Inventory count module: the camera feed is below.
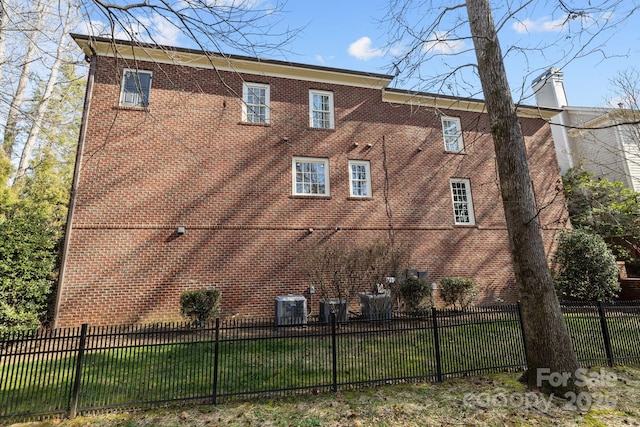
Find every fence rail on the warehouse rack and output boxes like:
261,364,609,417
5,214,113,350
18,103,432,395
2,301,640,420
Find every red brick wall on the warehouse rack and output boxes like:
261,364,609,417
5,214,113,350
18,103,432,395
55,55,569,326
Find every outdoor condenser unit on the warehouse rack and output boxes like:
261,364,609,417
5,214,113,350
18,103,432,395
275,295,308,326
319,298,348,324
359,292,392,321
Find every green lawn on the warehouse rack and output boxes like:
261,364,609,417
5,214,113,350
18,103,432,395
2,310,640,421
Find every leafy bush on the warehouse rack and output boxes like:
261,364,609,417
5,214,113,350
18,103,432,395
553,228,620,302
439,277,478,309
562,168,640,240
0,208,58,336
0,302,42,337
399,276,433,313
180,289,221,325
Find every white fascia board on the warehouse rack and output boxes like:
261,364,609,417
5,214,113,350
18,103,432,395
382,89,560,120
72,34,394,90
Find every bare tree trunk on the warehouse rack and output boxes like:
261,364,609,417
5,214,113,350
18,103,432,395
13,0,72,183
2,0,46,159
465,0,581,394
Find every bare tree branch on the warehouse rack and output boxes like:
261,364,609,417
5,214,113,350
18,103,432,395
13,0,75,184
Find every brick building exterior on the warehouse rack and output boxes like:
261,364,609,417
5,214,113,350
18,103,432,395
53,34,568,327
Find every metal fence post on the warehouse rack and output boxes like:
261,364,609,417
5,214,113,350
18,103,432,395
597,301,615,367
431,307,443,382
331,312,338,392
212,318,220,405
517,301,529,365
69,323,88,418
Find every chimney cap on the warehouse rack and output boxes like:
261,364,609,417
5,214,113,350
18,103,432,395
531,67,563,87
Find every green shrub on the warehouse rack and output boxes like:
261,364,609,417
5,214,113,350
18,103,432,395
553,228,620,302
0,208,58,336
439,277,478,309
180,289,221,325
399,276,433,313
0,302,41,337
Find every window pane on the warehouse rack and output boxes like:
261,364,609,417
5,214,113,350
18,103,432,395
294,159,329,195
442,118,463,152
443,119,458,134
445,135,459,151
349,161,370,197
450,180,473,224
244,84,269,123
122,70,151,107
310,92,333,128
352,181,367,196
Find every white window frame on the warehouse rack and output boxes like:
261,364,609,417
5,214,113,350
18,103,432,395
119,69,152,107
309,90,334,129
292,157,330,196
441,116,464,152
449,178,475,225
348,160,371,198
242,82,270,124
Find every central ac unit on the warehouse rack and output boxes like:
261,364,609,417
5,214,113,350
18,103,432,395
319,298,348,324
275,295,307,326
359,292,392,321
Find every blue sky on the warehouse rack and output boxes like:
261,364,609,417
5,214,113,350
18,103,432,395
275,0,640,108
85,0,640,108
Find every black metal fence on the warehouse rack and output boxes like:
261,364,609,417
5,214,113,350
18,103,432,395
1,301,640,421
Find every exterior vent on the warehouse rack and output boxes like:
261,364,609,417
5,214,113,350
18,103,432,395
275,295,307,326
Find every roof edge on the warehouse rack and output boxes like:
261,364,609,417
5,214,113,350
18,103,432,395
383,88,561,119
70,33,561,119
70,33,395,90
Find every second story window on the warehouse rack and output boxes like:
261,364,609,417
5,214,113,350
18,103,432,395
442,117,464,152
450,178,475,225
292,157,330,196
309,90,334,129
242,82,270,124
120,69,152,108
349,160,371,198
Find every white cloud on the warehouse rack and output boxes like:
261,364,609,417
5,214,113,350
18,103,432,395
314,54,334,64
422,32,465,54
512,17,566,34
388,43,405,57
138,15,181,46
348,36,384,61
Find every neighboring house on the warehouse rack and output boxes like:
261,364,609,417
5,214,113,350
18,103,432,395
532,68,640,191
53,34,568,327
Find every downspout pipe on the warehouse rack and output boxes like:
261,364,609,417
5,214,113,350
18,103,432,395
52,48,96,330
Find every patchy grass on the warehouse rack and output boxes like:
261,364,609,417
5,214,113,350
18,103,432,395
3,321,525,415
8,366,640,427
